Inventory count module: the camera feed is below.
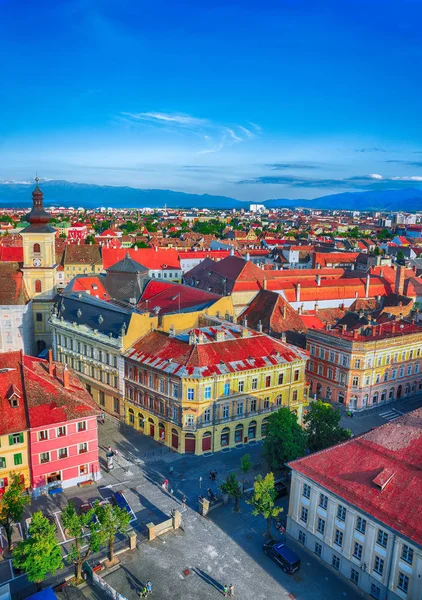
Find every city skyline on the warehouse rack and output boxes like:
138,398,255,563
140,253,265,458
2,0,422,201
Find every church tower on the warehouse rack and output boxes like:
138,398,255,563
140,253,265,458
21,177,57,353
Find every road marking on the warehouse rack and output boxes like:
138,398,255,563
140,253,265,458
54,511,66,542
101,481,130,489
9,559,13,580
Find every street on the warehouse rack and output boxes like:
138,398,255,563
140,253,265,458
3,397,422,600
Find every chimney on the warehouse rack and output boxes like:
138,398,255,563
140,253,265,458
63,364,70,389
281,332,286,342
296,283,301,302
263,277,267,290
242,316,248,328
257,320,263,333
246,252,250,261
316,274,321,286
48,349,54,376
395,265,405,296
298,304,303,315
197,331,205,344
341,324,347,334
216,329,225,342
364,273,371,299
353,329,359,339
282,305,287,319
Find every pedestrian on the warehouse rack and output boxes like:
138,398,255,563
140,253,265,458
229,583,234,597
182,495,186,509
138,587,147,598
164,478,169,490
146,580,152,594
169,465,174,474
223,584,228,597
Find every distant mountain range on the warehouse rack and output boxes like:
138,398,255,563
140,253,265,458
1,179,422,212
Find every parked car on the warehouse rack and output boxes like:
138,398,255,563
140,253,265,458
111,491,136,521
263,540,301,574
43,513,58,531
78,502,91,516
274,481,288,499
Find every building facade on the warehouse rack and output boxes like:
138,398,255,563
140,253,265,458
307,320,422,410
123,318,308,455
287,409,422,600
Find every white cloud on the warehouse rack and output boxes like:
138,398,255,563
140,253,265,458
121,110,260,153
369,173,383,180
391,175,422,181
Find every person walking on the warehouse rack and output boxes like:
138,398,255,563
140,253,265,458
182,494,186,509
223,584,228,597
146,581,152,595
229,583,234,597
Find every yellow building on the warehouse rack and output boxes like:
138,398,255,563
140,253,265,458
0,366,30,493
21,177,58,354
124,317,308,455
63,244,103,284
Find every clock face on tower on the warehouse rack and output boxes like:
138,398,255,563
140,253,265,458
33,258,41,267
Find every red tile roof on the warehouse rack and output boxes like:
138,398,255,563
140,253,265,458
102,247,181,271
0,247,23,262
138,280,222,314
0,263,30,305
67,276,110,300
0,352,100,432
127,326,307,377
290,408,422,546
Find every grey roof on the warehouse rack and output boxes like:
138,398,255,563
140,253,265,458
21,224,56,234
106,255,149,274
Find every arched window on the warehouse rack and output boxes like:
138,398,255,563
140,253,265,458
35,280,42,293
33,243,41,254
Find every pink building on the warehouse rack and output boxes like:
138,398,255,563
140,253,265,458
25,352,101,490
68,223,88,242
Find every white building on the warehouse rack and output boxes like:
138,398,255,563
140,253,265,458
287,409,422,600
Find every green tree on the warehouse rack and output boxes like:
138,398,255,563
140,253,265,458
303,401,351,453
0,472,29,551
95,501,131,563
13,512,63,590
85,234,96,245
61,501,102,582
240,453,253,473
133,241,149,248
220,473,242,512
247,473,283,538
263,408,307,470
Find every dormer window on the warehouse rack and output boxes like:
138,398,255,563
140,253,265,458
10,398,19,408
7,386,21,408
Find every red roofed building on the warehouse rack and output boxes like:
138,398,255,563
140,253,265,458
313,251,359,269
124,317,308,454
67,222,88,242
287,408,422,599
102,247,182,282
0,351,100,494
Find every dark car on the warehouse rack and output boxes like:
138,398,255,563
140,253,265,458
44,513,58,531
274,481,288,499
263,540,301,574
111,491,136,521
78,502,91,515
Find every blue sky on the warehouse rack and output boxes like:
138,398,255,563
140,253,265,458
1,0,422,201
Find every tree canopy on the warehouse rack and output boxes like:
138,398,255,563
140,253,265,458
263,408,307,470
61,501,102,581
13,511,63,590
303,401,351,453
95,501,131,562
247,473,283,538
0,473,29,551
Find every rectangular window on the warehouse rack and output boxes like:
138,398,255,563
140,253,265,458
263,397,270,409
353,542,363,560
294,369,300,381
159,379,165,393
251,377,258,390
373,556,384,575
350,568,359,585
278,373,284,385
99,391,105,407
40,452,50,464
204,409,211,423
38,430,48,441
58,448,68,459
298,530,306,545
302,483,311,498
0,457,5,468
237,402,244,416
187,388,195,400
204,386,211,400
356,516,367,534
376,529,388,548
265,375,271,387
355,359,361,368
401,544,414,565
14,453,22,466
407,365,412,375
319,493,328,510
224,382,230,395
392,369,397,380
9,432,24,445
317,517,325,534
329,351,335,362
238,380,244,393
114,397,120,413
78,443,88,454
79,464,89,476
314,542,322,557
250,399,257,412
337,505,346,521
223,405,229,419
36,313,43,322
398,572,409,594
317,365,324,375
77,421,87,432
172,406,178,422
370,584,381,600
334,529,343,547
292,390,298,403
352,376,359,387
172,383,179,398
148,374,153,387
332,555,340,570
300,506,308,523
